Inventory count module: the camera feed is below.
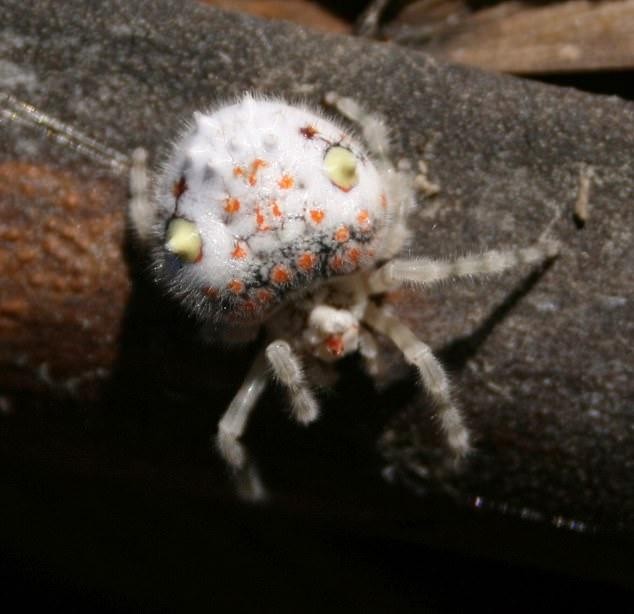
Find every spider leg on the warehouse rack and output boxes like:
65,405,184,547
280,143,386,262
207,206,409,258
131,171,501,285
128,147,155,242
216,349,270,469
368,239,560,293
324,92,390,162
363,303,470,460
266,340,320,425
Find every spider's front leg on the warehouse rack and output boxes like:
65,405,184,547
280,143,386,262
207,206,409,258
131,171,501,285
216,340,319,469
363,303,471,460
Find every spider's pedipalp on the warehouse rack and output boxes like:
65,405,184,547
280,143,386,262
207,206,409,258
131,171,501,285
363,303,470,460
265,340,320,425
368,239,560,293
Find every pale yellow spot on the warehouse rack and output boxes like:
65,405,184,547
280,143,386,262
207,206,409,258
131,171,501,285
165,218,202,262
323,146,358,191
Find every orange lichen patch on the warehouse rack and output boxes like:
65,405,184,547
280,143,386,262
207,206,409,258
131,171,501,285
380,193,388,208
227,279,245,295
248,158,268,186
270,199,283,218
325,334,344,357
300,125,318,139
356,210,371,227
233,166,245,178
203,286,219,299
334,226,350,243
255,205,269,231
224,197,241,214
231,242,248,260
297,252,317,271
270,264,292,285
172,176,188,199
309,209,325,224
278,174,294,189
256,288,274,303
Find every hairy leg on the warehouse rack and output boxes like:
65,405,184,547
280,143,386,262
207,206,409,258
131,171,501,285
363,303,470,460
128,147,155,242
265,340,320,425
216,349,269,469
368,239,560,293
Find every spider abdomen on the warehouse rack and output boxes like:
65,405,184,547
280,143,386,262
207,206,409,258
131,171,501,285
151,94,390,325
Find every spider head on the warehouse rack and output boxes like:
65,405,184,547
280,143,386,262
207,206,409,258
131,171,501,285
303,305,359,363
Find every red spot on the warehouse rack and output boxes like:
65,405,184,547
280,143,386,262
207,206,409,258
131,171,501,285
310,209,325,224
172,177,187,199
297,252,316,271
248,159,268,186
228,279,245,294
240,299,257,314
300,125,317,139
231,242,248,260
203,287,219,299
334,226,350,243
270,264,292,285
325,334,344,357
256,289,273,303
278,174,294,190
224,197,241,214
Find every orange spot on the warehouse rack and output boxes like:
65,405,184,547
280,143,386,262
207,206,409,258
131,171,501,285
224,197,241,214
346,247,361,264
255,205,269,231
357,210,370,226
310,209,325,224
300,125,317,139
203,287,219,299
334,226,350,243
248,159,268,186
172,177,187,199
233,166,245,177
256,289,274,303
228,279,244,294
325,334,344,357
231,242,247,260
270,199,283,218
297,252,317,271
270,264,292,285
278,174,294,189
380,193,388,208
330,255,345,272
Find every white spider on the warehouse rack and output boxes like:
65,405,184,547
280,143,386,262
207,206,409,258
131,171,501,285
128,92,559,489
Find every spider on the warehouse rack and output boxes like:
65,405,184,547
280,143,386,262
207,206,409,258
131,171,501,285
127,92,559,476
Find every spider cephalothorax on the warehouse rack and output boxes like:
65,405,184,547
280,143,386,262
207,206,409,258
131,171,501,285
129,92,558,492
